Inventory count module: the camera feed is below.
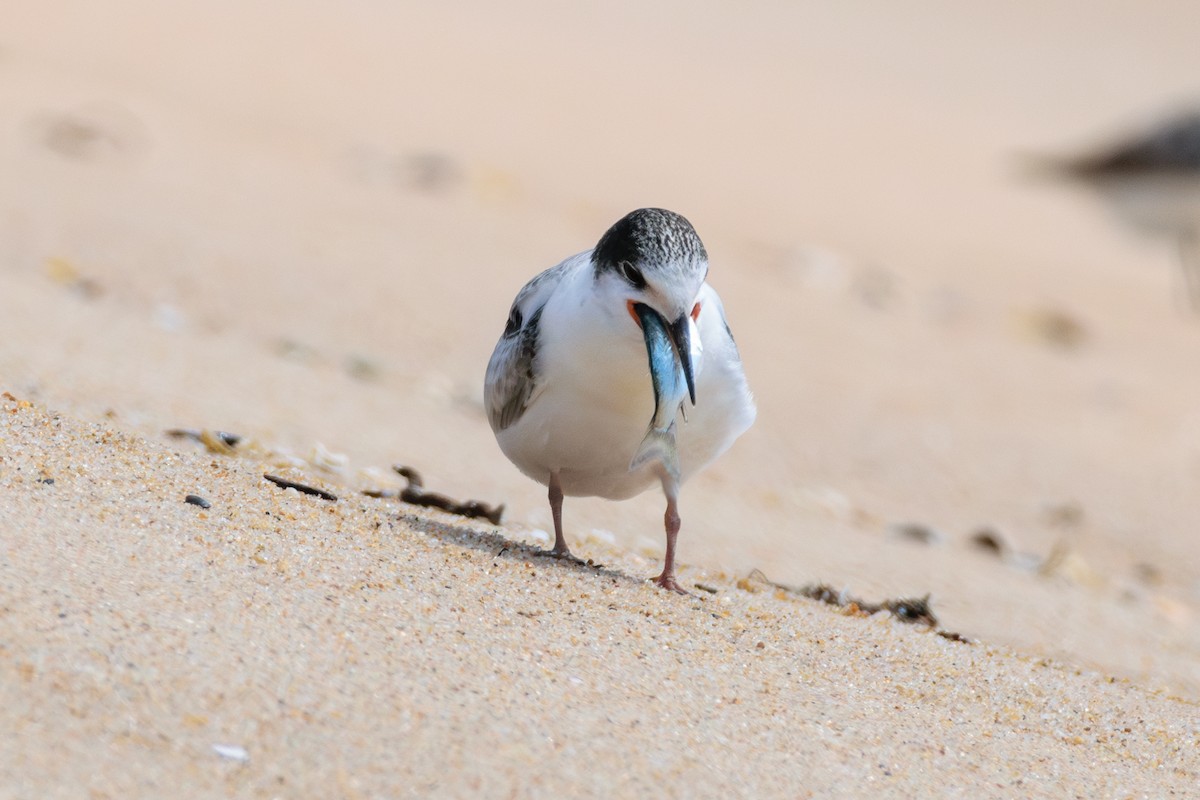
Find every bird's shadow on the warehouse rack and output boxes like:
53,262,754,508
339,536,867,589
396,510,641,586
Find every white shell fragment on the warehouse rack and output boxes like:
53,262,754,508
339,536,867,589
212,743,250,762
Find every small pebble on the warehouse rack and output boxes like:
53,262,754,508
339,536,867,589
969,527,1008,557
888,522,945,546
185,494,212,509
345,354,382,382
1018,307,1088,350
1133,562,1163,586
1043,501,1085,529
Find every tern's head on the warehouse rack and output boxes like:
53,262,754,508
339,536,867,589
592,208,708,316
591,208,708,404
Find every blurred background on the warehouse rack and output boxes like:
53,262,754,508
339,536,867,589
3,0,1200,694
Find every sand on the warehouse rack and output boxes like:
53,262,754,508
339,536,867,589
3,1,1200,796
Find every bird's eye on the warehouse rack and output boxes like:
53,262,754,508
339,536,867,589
503,307,523,337
618,261,646,289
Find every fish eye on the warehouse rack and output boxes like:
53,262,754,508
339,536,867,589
617,260,646,289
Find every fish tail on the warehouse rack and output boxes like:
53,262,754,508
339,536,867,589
629,424,681,483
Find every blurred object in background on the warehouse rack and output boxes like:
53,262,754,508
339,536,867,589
1028,109,1200,311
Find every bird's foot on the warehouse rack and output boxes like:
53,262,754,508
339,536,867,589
651,573,690,595
532,547,598,568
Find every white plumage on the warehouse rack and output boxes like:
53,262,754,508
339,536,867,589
485,208,754,592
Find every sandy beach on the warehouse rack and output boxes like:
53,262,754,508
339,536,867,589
3,1,1200,796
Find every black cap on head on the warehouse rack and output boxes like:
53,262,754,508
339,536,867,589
592,208,708,284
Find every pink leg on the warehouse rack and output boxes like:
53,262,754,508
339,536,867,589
652,496,688,594
533,473,595,568
548,472,571,557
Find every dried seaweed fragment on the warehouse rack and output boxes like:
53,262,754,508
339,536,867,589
880,595,938,627
263,473,338,502
746,569,968,642
378,465,504,525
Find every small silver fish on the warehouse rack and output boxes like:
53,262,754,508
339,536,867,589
629,302,699,482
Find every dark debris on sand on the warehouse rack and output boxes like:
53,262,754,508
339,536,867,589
362,465,504,525
746,569,970,643
263,473,338,502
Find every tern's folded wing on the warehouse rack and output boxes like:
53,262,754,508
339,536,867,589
484,255,584,432
485,304,544,432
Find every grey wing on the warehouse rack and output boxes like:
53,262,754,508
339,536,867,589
485,304,544,432
484,257,578,432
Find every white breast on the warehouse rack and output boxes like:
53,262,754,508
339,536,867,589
495,272,755,501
